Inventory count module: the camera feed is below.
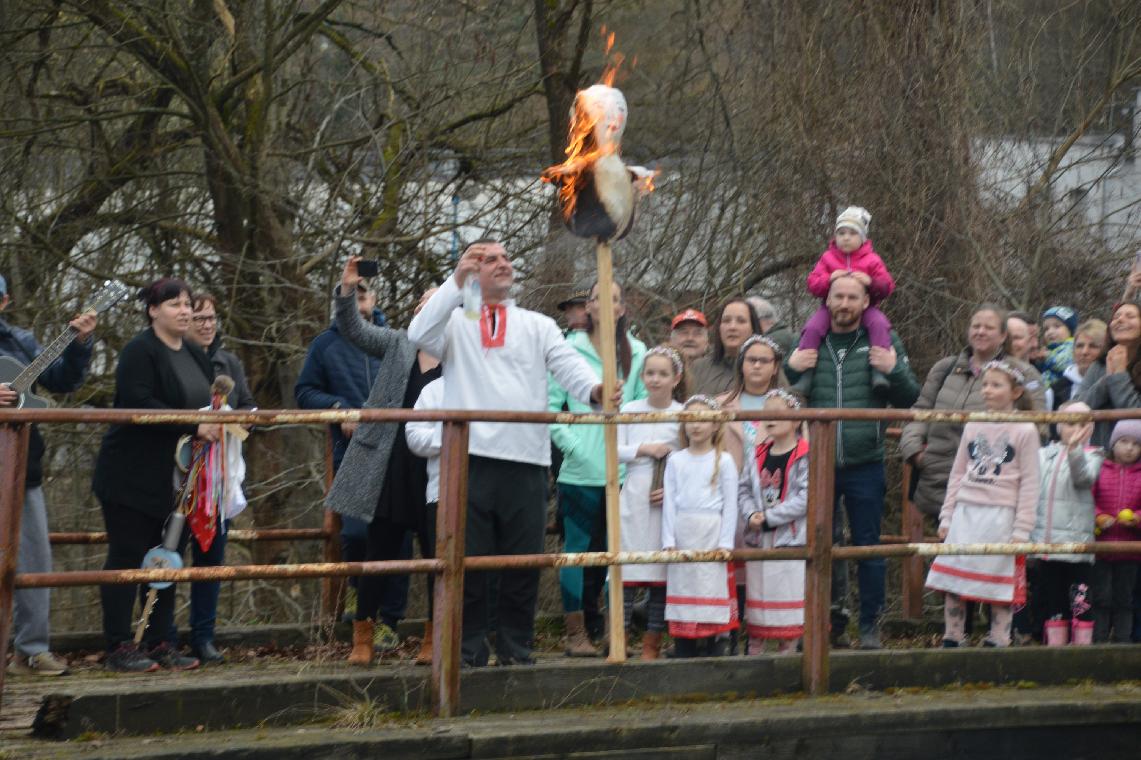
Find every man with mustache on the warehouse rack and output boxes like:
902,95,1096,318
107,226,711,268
786,275,920,650
668,309,710,363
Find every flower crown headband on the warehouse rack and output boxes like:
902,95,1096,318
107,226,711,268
646,345,684,375
684,394,722,411
981,360,1026,386
738,334,784,363
762,388,803,409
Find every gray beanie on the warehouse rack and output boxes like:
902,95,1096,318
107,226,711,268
1109,419,1141,449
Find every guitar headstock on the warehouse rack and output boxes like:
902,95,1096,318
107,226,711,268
85,280,131,315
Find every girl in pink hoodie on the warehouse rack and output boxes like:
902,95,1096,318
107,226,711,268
1091,419,1141,643
797,206,895,388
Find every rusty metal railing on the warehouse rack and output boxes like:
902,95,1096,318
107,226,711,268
3,406,1141,719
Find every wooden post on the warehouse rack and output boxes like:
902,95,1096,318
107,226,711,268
320,431,344,625
432,420,469,717
900,462,925,620
596,240,626,662
802,420,835,696
0,422,30,715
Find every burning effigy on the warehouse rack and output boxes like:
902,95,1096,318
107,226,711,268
541,43,655,241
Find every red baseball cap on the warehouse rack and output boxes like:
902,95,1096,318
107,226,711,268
671,308,708,329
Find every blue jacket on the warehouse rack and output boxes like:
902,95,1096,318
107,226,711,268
294,308,387,469
0,316,93,486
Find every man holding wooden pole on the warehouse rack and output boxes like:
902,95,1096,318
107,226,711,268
408,240,616,668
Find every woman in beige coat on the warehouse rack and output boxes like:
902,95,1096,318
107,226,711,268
899,304,1046,518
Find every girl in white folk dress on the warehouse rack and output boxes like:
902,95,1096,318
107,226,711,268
662,395,739,657
617,346,686,660
926,361,1040,647
739,389,810,654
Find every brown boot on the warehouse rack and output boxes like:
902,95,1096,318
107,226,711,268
640,631,663,661
415,620,434,666
564,611,600,657
348,619,374,665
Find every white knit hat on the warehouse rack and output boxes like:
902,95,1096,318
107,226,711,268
835,206,872,241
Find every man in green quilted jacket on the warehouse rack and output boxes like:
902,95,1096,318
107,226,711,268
786,275,920,649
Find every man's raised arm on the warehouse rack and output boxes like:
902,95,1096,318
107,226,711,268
408,278,461,358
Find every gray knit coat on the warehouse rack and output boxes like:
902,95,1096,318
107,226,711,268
325,289,418,524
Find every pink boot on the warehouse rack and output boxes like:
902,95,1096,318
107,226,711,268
1070,620,1093,646
1043,619,1069,646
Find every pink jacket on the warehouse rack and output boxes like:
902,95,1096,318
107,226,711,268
1092,459,1141,561
939,421,1040,541
806,240,894,304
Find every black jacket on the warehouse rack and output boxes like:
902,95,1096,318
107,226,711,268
206,335,256,410
92,328,214,517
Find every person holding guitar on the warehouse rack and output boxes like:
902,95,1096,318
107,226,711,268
0,273,97,677
93,278,219,673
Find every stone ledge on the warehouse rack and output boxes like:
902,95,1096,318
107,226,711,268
29,645,1141,740
9,684,1141,760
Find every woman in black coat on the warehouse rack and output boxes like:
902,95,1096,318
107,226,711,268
93,278,218,673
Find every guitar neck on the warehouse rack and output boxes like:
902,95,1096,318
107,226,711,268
9,326,80,394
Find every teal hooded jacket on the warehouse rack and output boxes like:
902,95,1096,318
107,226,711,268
549,329,647,486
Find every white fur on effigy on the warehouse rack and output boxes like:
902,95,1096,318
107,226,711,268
543,84,654,242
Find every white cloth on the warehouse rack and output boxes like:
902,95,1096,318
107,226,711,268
222,418,247,520
661,449,737,624
660,449,738,552
617,398,682,584
178,402,247,520
744,527,805,639
408,277,598,466
665,510,731,625
1063,363,1085,398
926,502,1017,604
406,377,444,504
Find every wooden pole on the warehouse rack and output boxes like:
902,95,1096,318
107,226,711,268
432,420,469,717
596,240,626,662
0,422,30,716
320,431,344,625
900,462,925,620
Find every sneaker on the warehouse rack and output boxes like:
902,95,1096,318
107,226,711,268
147,643,200,671
372,622,401,653
941,638,961,648
858,629,883,650
105,643,160,674
7,651,69,677
341,586,358,624
707,635,731,657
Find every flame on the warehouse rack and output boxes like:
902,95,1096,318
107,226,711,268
599,26,622,86
540,29,629,222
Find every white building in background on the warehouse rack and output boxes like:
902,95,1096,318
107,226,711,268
974,88,1141,251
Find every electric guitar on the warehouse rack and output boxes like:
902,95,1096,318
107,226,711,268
0,280,129,409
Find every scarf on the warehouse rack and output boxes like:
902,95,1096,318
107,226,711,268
480,303,507,348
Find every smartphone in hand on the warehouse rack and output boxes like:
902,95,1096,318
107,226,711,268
357,259,380,278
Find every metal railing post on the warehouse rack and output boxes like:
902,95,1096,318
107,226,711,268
900,462,925,620
320,432,344,625
432,420,469,718
0,422,30,715
802,420,835,696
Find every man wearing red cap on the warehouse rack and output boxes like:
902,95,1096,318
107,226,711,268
669,309,709,363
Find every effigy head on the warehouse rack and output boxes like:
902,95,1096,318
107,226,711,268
573,84,627,152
